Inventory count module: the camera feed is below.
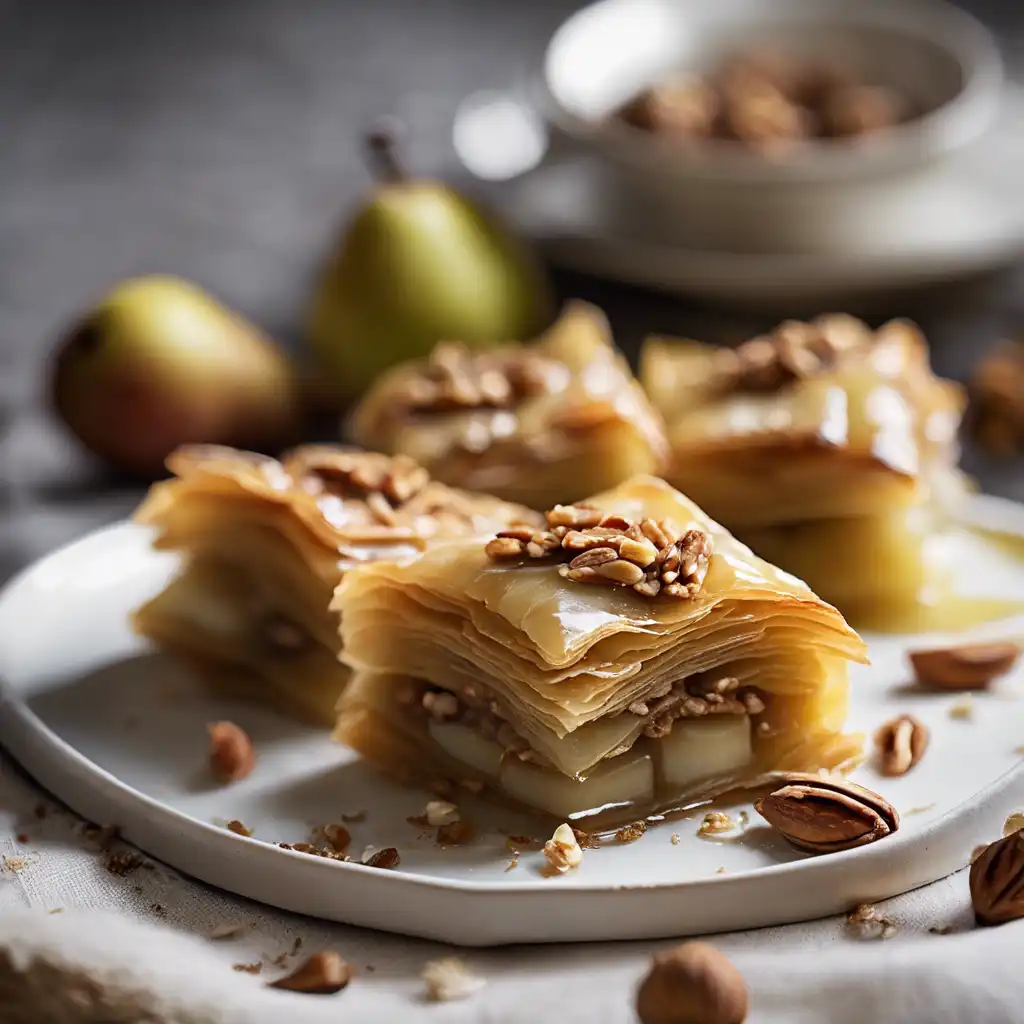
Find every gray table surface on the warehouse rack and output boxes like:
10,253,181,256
1,0,1023,587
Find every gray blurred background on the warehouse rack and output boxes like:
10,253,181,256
1,0,1023,583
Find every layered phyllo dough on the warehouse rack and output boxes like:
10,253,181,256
333,475,867,824
132,444,538,722
350,301,669,509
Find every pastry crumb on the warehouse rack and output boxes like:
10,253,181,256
1004,812,1024,836
226,820,252,837
948,696,974,720
233,962,263,975
670,833,681,845
421,957,485,1002
47,908,63,915
543,823,583,873
505,853,519,872
105,851,150,876
2,856,31,874
905,804,936,816
425,800,460,827
715,866,726,874
846,903,897,940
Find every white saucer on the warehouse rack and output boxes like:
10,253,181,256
459,88,1024,305
1,512,1023,946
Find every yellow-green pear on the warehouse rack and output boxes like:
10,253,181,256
51,276,299,477
308,126,552,398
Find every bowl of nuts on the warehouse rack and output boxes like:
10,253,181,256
537,0,1005,253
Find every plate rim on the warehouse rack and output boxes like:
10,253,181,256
2,515,1023,943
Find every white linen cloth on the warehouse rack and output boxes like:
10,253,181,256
2,751,1021,1024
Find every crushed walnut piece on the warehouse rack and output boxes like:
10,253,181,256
226,820,252,837
544,823,584,873
486,507,713,600
421,957,486,1002
698,812,736,837
285,446,429,506
321,824,351,853
363,847,401,870
436,821,475,846
846,903,897,940
632,676,764,739
615,821,648,844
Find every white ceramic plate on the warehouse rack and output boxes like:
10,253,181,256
1,510,1023,946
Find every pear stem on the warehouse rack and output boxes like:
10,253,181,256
364,123,408,184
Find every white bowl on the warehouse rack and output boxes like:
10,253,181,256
533,0,1005,253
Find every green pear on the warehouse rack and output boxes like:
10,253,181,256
51,276,299,477
308,127,552,398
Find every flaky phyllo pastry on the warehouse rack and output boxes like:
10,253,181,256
349,301,669,509
333,476,867,825
132,445,537,722
640,316,967,625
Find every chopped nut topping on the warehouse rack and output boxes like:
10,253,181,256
544,822,584,873
398,343,565,415
226,820,252,837
207,721,255,783
486,508,713,600
421,957,486,1002
268,951,352,994
285,446,429,506
616,821,648,844
910,642,1021,691
636,941,748,1024
874,714,929,777
698,812,736,837
630,677,759,739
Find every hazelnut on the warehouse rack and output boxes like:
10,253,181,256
207,721,255,783
637,942,748,1024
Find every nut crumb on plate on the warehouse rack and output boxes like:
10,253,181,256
948,696,974,720
321,824,351,852
268,951,352,994
424,800,460,827
698,812,736,837
905,804,936,816
363,847,401,869
436,820,474,846
234,962,262,975
671,833,681,845
543,823,583,873
421,957,486,1002
615,821,648,843
225,820,252,837
207,721,255,783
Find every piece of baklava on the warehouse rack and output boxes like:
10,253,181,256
132,444,538,723
333,475,867,825
349,301,669,509
640,316,969,626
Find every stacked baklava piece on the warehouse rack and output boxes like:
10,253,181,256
640,315,967,625
133,444,537,722
333,476,867,823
